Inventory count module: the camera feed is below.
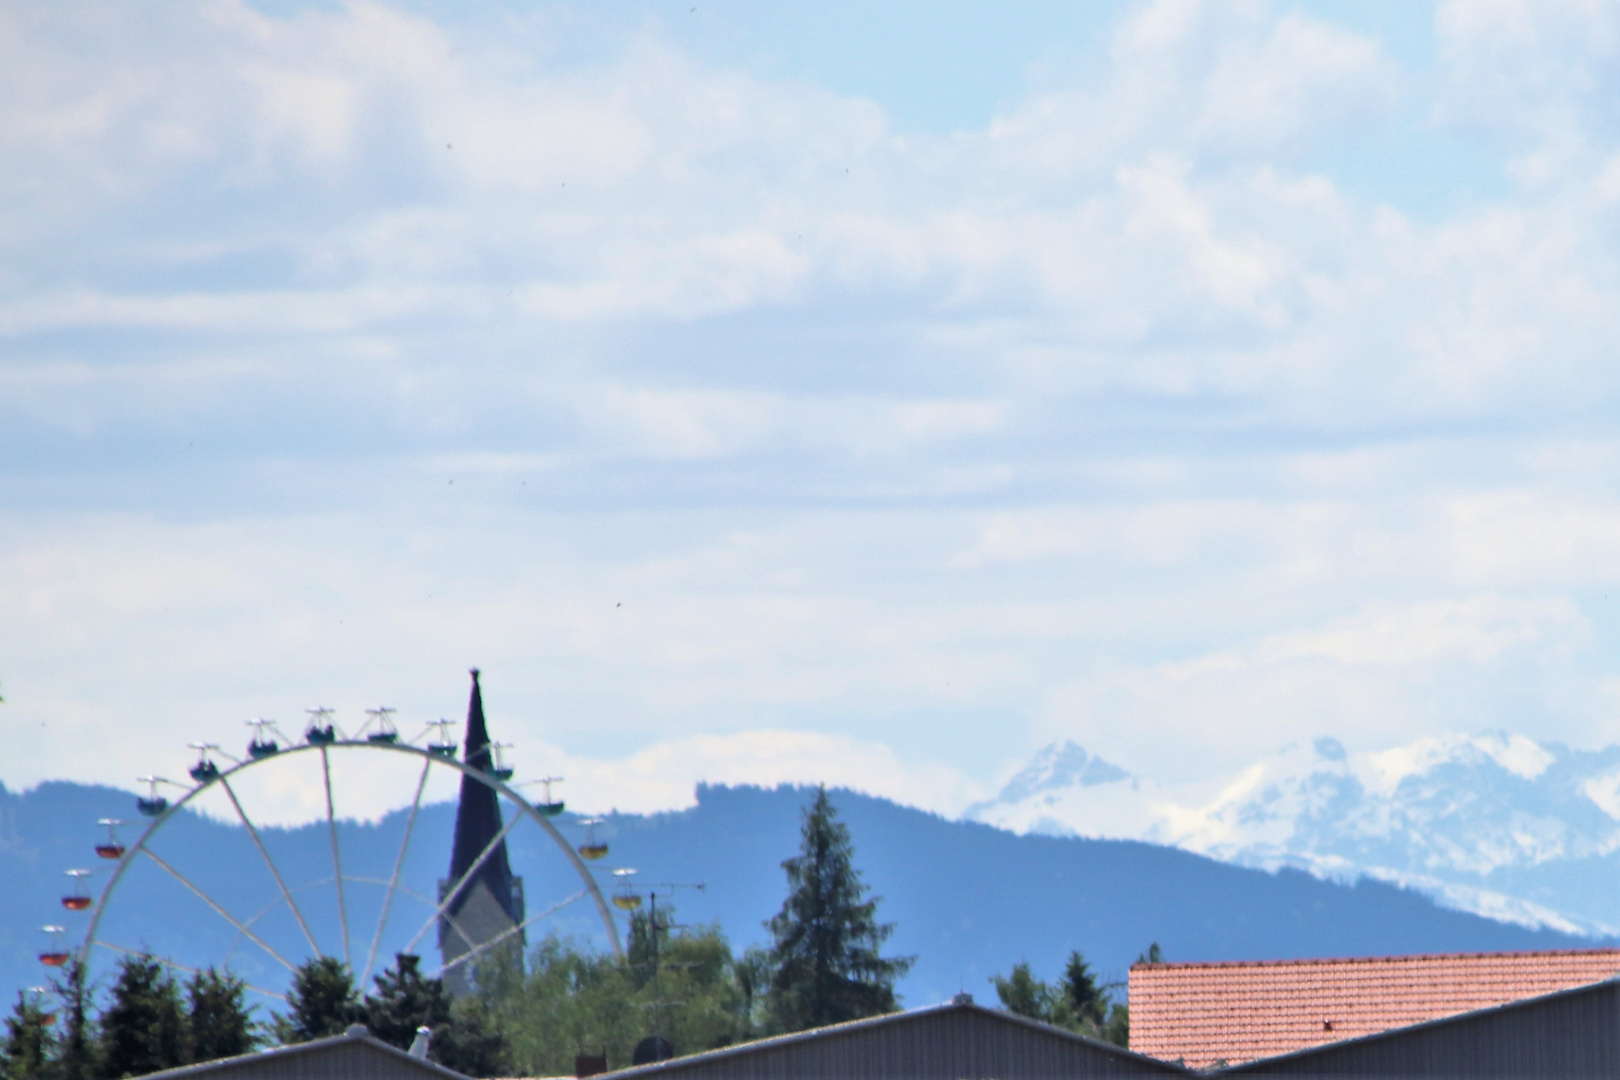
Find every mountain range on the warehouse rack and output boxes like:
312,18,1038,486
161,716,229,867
965,732,1620,936
0,777,1599,1018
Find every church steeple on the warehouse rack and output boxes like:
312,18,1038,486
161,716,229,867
438,668,525,993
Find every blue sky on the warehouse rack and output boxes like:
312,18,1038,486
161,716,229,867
5,0,1620,822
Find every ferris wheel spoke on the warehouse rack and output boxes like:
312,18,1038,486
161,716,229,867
92,940,289,1003
400,804,524,956
433,889,586,980
138,848,298,973
361,755,431,989
218,776,323,959
320,747,352,969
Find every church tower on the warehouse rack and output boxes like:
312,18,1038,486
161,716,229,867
438,669,525,996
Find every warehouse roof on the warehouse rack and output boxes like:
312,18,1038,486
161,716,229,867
605,995,1194,1080
1220,975,1620,1077
141,1024,471,1080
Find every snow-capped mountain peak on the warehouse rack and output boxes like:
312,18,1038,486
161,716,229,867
991,740,1132,804
966,732,1620,937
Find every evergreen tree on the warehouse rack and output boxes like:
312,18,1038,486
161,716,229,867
185,969,257,1062
363,955,449,1050
763,787,913,1033
364,955,504,1078
98,955,186,1078
274,957,359,1044
989,952,1130,1048
732,947,771,1042
1059,951,1106,1028
48,961,94,1080
0,991,57,1080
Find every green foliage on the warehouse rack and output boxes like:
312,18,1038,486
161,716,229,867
363,955,504,1079
477,937,637,1074
0,992,57,1080
48,962,94,1080
626,910,660,992
98,956,186,1079
732,946,770,1041
184,969,257,1062
643,920,744,1055
273,957,359,1044
989,950,1132,1048
990,961,1064,1024
480,924,746,1077
363,955,450,1050
1100,1002,1129,1049
1060,951,1107,1028
763,787,914,1033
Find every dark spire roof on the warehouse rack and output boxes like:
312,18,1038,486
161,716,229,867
445,669,520,923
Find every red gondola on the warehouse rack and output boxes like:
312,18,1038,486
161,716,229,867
38,926,69,967
61,869,94,911
94,818,126,860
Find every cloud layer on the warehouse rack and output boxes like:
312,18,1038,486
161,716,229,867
5,0,1620,818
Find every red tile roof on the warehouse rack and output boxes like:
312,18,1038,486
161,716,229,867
1128,948,1620,1070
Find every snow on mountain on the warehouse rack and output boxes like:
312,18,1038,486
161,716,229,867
964,733,1620,936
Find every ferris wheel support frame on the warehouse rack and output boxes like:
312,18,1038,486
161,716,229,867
78,740,624,987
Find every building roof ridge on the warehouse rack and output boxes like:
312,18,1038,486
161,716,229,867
1133,946,1620,971
138,1023,473,1080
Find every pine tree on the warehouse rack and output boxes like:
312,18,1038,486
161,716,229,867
49,961,94,1080
1059,951,1107,1028
763,787,913,1033
365,955,504,1078
98,955,186,1078
185,969,257,1062
0,991,57,1080
363,955,449,1051
274,957,359,1044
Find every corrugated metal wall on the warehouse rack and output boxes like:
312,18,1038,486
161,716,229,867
1223,979,1620,1078
611,1005,1191,1080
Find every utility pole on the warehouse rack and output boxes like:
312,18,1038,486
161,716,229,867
620,878,704,1064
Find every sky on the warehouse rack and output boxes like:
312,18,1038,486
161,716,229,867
5,0,1620,825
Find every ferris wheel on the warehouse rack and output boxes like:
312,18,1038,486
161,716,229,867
39,686,624,1006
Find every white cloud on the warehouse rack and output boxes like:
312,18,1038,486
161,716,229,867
548,729,987,818
1437,0,1620,182
5,0,1620,815
151,727,984,829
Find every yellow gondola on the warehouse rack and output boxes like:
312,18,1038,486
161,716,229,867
578,817,609,860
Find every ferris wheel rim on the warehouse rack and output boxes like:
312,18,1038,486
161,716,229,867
77,738,624,984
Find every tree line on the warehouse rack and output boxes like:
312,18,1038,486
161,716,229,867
986,942,1162,1047
3,786,1146,1079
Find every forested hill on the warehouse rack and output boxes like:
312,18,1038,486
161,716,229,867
0,780,1600,1011
616,784,1600,1001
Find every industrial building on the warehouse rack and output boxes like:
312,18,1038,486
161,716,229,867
600,993,1194,1080
139,1024,465,1080
1222,976,1620,1078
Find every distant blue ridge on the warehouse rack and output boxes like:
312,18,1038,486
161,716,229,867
0,780,1602,1015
